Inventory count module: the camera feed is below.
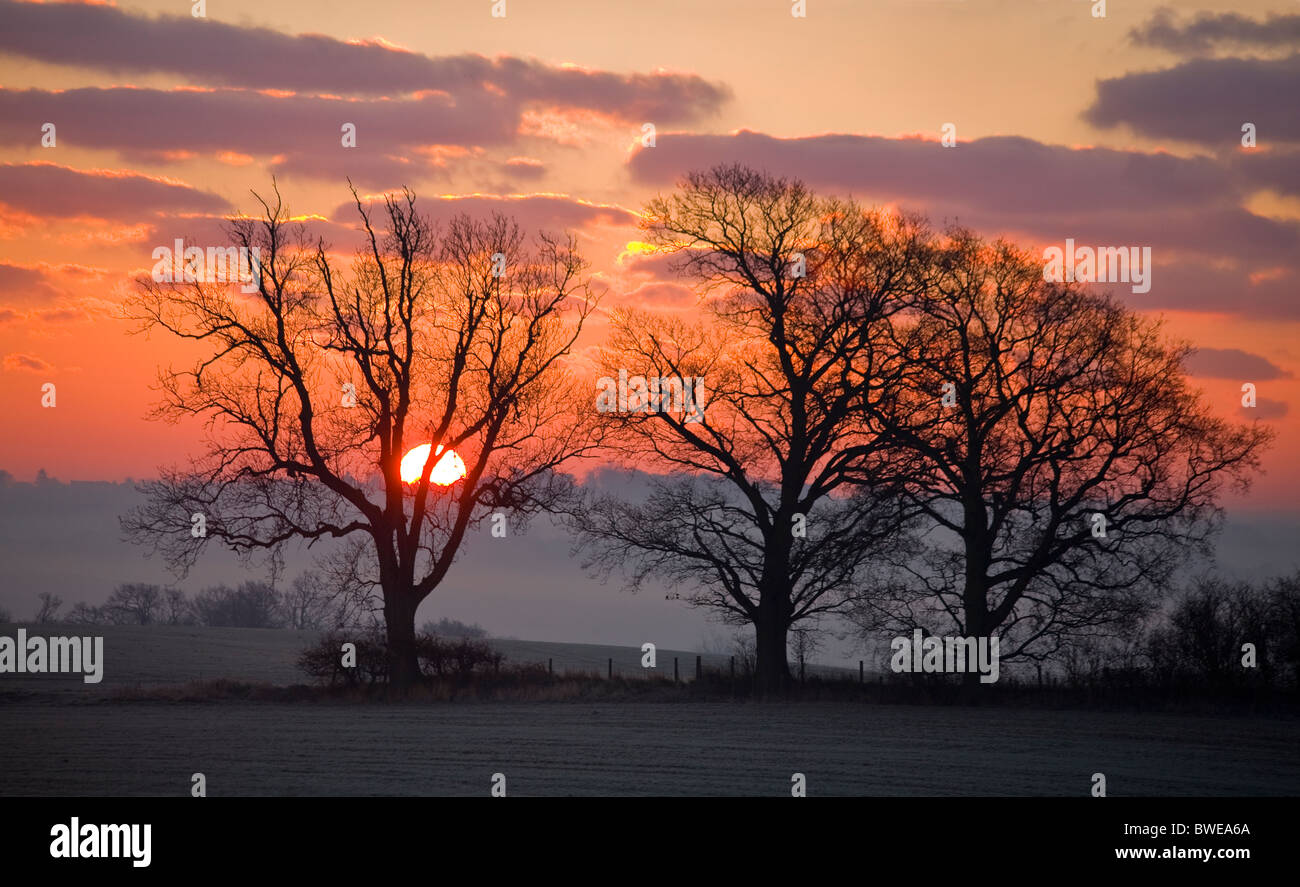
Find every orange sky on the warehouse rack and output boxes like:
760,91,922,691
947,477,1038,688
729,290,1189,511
1,0,1296,510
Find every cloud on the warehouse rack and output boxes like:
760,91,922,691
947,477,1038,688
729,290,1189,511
0,87,518,160
1130,9,1300,56
617,250,687,281
266,151,448,191
1138,261,1300,320
625,131,1299,267
629,131,1237,214
1184,347,1292,381
330,192,638,234
0,0,728,120
502,157,547,181
0,87,671,184
0,263,61,302
133,212,364,265
1233,148,1300,198
3,352,52,373
1240,397,1288,421
623,281,697,308
1085,54,1300,146
0,162,230,221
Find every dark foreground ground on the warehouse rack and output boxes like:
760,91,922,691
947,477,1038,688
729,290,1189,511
2,699,1297,796
1,625,1296,796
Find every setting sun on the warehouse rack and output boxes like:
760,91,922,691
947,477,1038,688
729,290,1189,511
399,444,467,486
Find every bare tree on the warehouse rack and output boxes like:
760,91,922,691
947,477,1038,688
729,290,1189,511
570,165,925,694
33,592,63,624
66,602,106,625
161,588,193,625
191,582,282,628
850,229,1273,674
104,583,163,625
281,571,335,630
1265,571,1300,688
789,623,824,681
123,184,598,688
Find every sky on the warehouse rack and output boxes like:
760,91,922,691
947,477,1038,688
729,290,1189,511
0,0,1297,632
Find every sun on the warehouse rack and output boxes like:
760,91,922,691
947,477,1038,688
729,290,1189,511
399,444,467,486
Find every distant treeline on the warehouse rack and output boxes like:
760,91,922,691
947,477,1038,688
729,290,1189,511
20,578,487,639
1058,572,1300,694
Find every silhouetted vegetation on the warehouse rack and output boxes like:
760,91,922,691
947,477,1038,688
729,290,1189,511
298,629,502,688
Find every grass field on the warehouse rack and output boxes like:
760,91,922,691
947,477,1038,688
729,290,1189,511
1,624,1297,796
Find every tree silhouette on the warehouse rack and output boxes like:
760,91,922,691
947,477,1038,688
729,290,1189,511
571,165,924,695
123,184,598,688
850,229,1273,672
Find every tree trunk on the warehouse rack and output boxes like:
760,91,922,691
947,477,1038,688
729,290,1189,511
754,593,791,697
384,591,420,692
962,552,989,690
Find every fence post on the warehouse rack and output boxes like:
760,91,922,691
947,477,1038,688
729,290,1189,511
674,657,679,684
548,657,552,676
859,660,864,684
696,655,702,681
608,657,613,680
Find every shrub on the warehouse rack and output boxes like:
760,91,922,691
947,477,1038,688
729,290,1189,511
299,630,502,687
298,629,388,687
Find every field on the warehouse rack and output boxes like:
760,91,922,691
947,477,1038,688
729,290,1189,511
1,625,1297,797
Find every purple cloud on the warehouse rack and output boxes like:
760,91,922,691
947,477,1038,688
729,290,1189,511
629,131,1237,214
0,0,728,120
1130,9,1300,55
0,162,230,221
330,193,638,234
0,87,517,159
626,131,1298,266
1085,55,1300,146
0,263,61,302
1184,347,1293,381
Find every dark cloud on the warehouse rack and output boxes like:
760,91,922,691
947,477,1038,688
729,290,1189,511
1130,9,1300,55
267,151,448,191
0,263,61,302
1184,347,1292,381
629,131,1236,214
0,162,230,221
1130,261,1300,321
330,193,638,234
625,131,1299,267
0,0,728,121
1233,149,1300,198
1085,54,1300,146
0,87,517,159
1239,397,1288,421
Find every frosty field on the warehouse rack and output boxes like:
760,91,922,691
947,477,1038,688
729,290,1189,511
1,625,1296,797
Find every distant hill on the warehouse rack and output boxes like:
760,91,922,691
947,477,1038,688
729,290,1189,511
0,623,853,696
